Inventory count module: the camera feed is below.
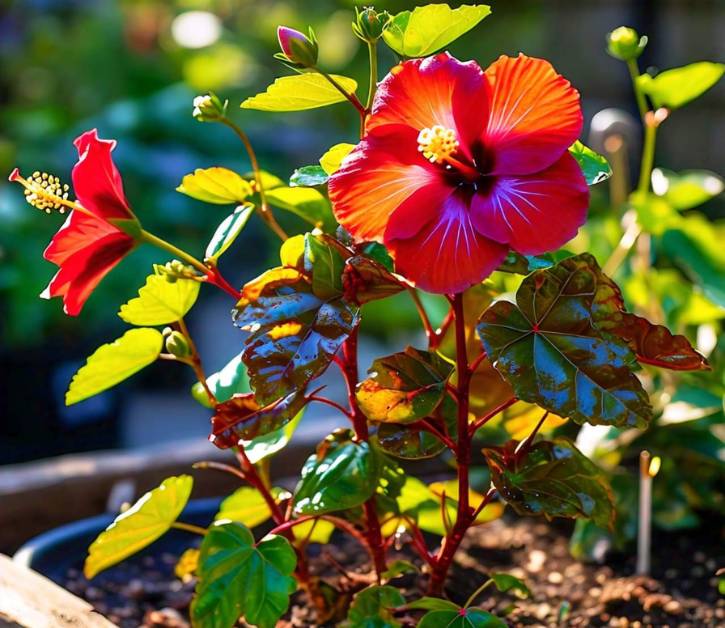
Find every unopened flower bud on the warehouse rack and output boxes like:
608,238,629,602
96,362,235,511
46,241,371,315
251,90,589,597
276,26,318,68
353,7,390,43
192,93,227,122
165,330,191,359
607,26,647,61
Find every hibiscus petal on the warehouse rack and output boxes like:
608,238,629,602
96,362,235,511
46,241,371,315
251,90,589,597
72,129,133,220
484,54,583,175
386,191,507,294
42,232,134,316
367,53,490,157
470,152,589,254
329,126,442,242
43,211,121,266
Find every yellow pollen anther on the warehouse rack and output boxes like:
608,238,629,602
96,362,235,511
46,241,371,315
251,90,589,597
417,125,459,164
14,170,71,214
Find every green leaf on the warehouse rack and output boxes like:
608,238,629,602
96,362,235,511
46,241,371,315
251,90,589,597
489,573,531,599
294,432,381,515
177,167,253,204
241,73,358,111
215,487,287,529
357,347,453,424
375,421,446,460
483,438,614,528
266,186,336,231
191,521,296,628
382,560,419,581
651,168,724,211
630,191,681,236
382,4,491,58
119,272,200,326
210,391,308,448
66,328,163,405
569,141,612,185
637,62,724,109
192,352,250,409
408,597,459,612
241,413,303,465
205,205,254,261
662,218,725,308
417,609,505,628
304,232,347,300
319,143,355,175
84,475,193,578
234,267,358,404
347,585,405,628
290,165,328,187
478,254,653,428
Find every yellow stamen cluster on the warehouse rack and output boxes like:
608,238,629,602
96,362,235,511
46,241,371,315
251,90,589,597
22,171,70,214
417,125,459,164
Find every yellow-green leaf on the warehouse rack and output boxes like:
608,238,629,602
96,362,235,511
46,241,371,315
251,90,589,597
294,519,335,545
241,73,358,112
214,486,288,529
177,167,253,204
266,185,335,230
319,143,355,175
637,62,724,109
383,4,491,58
84,475,193,578
66,328,163,405
119,273,200,326
175,548,200,582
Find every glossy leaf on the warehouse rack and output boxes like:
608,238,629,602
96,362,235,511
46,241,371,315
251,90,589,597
290,165,328,187
651,168,724,211
205,205,254,261
417,609,505,628
191,521,296,628
85,475,193,578
215,487,287,528
569,141,612,185
177,167,253,204
382,4,491,58
294,433,381,515
241,73,358,111
192,352,249,409
280,234,306,269
375,421,446,460
589,255,709,371
478,254,653,428
357,347,453,424
408,597,459,612
66,328,163,405
343,255,404,305
304,232,347,299
319,142,355,175
235,268,358,404
265,186,336,231
241,412,303,465
637,62,724,109
347,585,405,628
119,273,200,326
483,438,614,528
210,391,308,448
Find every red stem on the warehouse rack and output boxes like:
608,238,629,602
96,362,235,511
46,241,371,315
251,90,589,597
341,326,387,581
207,267,241,300
308,394,353,420
428,293,473,596
468,397,518,438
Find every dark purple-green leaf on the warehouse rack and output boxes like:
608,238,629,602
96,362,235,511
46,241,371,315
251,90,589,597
483,438,614,528
478,254,652,428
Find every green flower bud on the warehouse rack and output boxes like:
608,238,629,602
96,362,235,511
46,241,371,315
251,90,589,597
276,26,319,68
164,330,192,359
607,26,647,61
192,92,227,122
353,7,391,43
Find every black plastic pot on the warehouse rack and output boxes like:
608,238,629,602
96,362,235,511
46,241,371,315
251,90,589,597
13,498,221,583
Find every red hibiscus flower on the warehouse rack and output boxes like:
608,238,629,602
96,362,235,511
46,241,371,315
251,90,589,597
329,53,589,294
33,130,137,315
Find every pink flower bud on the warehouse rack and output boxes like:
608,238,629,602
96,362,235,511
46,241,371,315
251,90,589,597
276,25,318,68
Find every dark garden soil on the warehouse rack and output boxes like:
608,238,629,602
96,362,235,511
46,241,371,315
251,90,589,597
61,515,723,627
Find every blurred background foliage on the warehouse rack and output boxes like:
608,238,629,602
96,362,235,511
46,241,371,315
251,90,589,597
0,0,723,551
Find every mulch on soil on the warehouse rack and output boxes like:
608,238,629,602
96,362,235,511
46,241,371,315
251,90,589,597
61,515,723,627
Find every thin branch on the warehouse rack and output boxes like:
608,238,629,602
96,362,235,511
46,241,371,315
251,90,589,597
468,397,518,438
